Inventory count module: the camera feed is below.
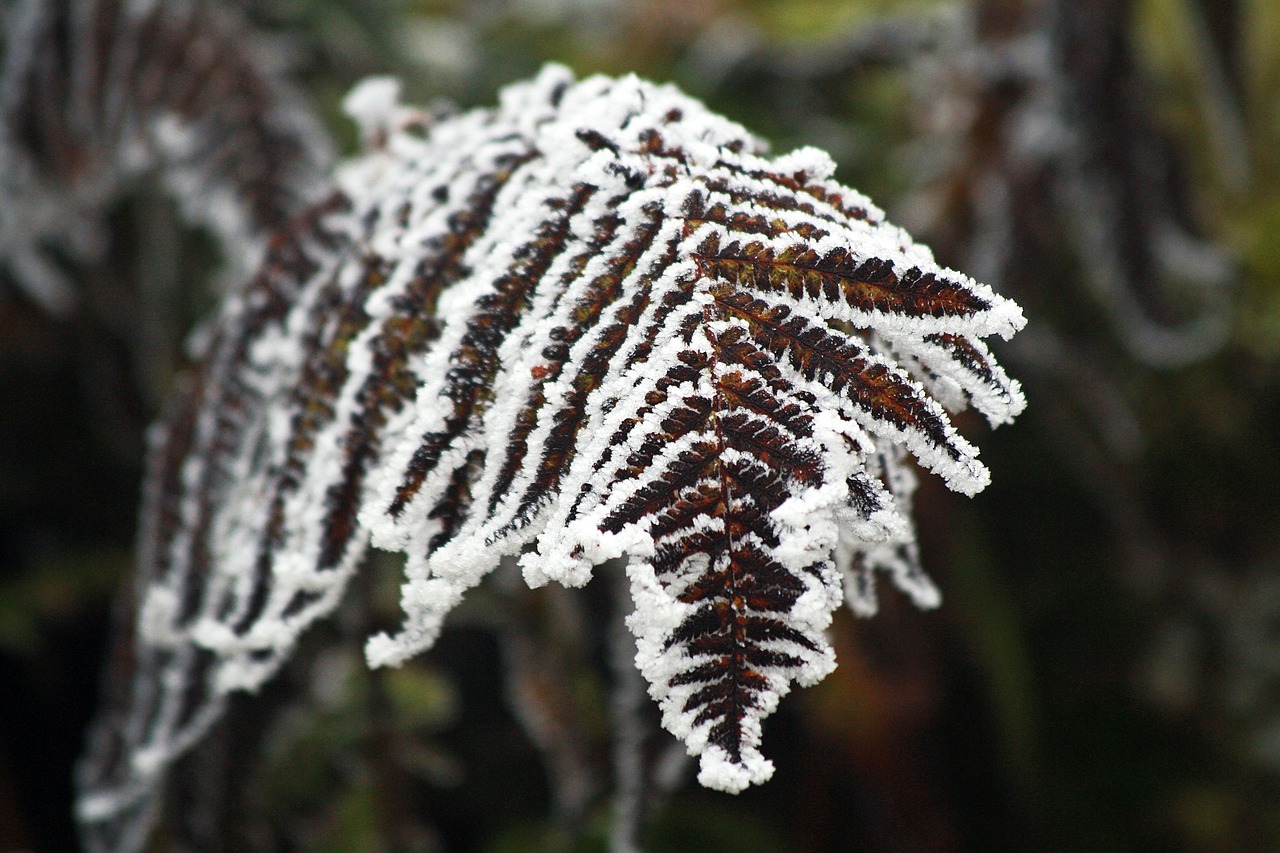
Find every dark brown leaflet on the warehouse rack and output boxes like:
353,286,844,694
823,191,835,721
388,178,592,529
593,299,833,775
312,153,545,571
161,192,353,624
384,152,541,517
712,288,961,461
496,204,670,533
76,196,352,852
695,233,994,322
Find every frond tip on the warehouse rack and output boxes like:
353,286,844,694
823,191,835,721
79,64,1025,847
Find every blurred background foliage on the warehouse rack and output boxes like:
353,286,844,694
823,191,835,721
3,0,1280,850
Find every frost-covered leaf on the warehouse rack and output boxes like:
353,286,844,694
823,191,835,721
77,65,1024,849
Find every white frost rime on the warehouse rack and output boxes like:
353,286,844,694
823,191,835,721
77,64,1025,850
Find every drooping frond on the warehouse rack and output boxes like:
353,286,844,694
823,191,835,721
77,66,1024,849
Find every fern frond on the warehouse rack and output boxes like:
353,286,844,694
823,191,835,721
77,66,1024,848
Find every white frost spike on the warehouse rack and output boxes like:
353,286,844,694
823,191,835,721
78,63,1025,848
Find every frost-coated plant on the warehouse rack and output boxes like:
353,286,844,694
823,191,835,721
76,64,1025,851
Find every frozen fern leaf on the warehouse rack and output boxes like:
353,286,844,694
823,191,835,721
79,65,1025,847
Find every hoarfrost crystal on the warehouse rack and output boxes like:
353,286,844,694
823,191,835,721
78,64,1025,850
